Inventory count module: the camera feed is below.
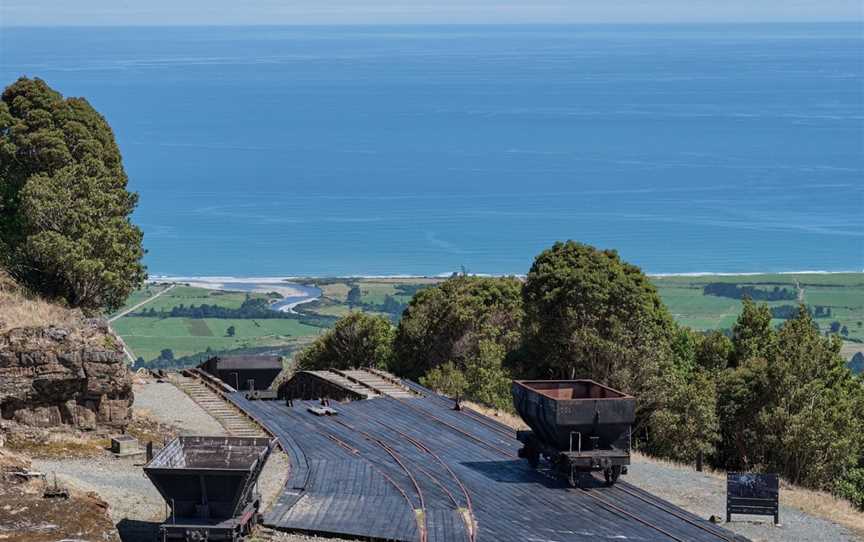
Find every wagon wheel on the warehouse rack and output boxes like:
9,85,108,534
568,464,581,488
526,446,540,469
603,465,622,486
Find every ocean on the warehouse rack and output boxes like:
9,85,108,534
1,24,862,276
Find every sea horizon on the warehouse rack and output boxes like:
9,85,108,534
3,23,861,276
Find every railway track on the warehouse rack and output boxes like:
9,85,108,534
169,373,262,437
384,393,739,542
225,382,745,542
345,403,477,542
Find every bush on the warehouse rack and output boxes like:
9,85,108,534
646,369,719,463
835,468,864,510
393,275,522,380
419,339,513,412
420,361,468,400
296,312,394,371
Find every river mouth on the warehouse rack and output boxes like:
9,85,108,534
151,277,322,313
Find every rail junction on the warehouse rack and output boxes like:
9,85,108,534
215,369,749,542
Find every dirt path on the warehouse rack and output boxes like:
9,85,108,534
108,283,175,323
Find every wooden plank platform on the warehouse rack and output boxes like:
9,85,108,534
230,392,749,542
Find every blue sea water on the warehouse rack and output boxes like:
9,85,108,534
1,24,862,276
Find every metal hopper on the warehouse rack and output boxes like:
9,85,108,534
512,380,635,486
144,436,275,541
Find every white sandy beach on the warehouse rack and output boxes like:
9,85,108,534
149,276,311,297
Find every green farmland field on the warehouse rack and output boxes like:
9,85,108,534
112,315,322,361
651,273,864,343
111,273,863,366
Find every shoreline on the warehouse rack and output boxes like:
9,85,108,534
150,270,863,283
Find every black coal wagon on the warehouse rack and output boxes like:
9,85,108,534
144,436,276,541
512,379,635,486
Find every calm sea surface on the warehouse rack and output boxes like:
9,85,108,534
1,24,862,276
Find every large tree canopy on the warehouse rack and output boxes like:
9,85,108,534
392,275,523,380
521,241,676,392
0,77,145,312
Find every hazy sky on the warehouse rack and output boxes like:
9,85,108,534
2,0,862,26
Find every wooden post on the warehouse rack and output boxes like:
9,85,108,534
696,450,703,472
146,441,153,463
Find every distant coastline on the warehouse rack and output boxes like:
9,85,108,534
150,270,863,284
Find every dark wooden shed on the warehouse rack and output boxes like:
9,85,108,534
198,355,283,391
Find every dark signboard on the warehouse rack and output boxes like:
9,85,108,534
726,472,779,524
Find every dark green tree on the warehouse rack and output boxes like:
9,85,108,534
717,305,864,489
392,275,523,380
758,307,864,488
521,241,676,393
716,356,771,469
296,312,394,371
730,298,774,367
0,77,145,312
159,348,174,361
696,330,733,372
347,285,362,307
226,325,236,337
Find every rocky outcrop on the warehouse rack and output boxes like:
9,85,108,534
0,321,132,430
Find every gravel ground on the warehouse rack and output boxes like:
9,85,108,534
132,379,226,436
627,454,861,542
29,380,246,542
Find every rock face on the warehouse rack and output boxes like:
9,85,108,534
0,321,132,430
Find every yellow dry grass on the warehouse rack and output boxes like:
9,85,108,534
0,270,81,333
461,401,527,430
778,481,864,537
5,432,109,460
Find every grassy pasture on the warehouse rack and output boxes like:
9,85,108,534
112,273,863,365
108,283,171,317
112,315,321,360
652,273,864,342
135,286,270,312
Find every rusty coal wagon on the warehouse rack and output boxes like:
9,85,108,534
512,380,635,487
144,436,275,541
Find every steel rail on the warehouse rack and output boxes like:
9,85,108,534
353,411,476,542
388,396,517,459
614,483,736,542
329,417,429,542
404,384,516,440
404,393,732,542
576,486,686,542
286,408,423,541
414,463,461,508
251,399,421,541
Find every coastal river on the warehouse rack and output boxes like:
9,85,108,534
153,277,322,313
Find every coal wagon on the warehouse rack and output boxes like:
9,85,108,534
144,436,276,541
512,380,635,487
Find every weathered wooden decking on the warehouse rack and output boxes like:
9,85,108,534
230,386,747,542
